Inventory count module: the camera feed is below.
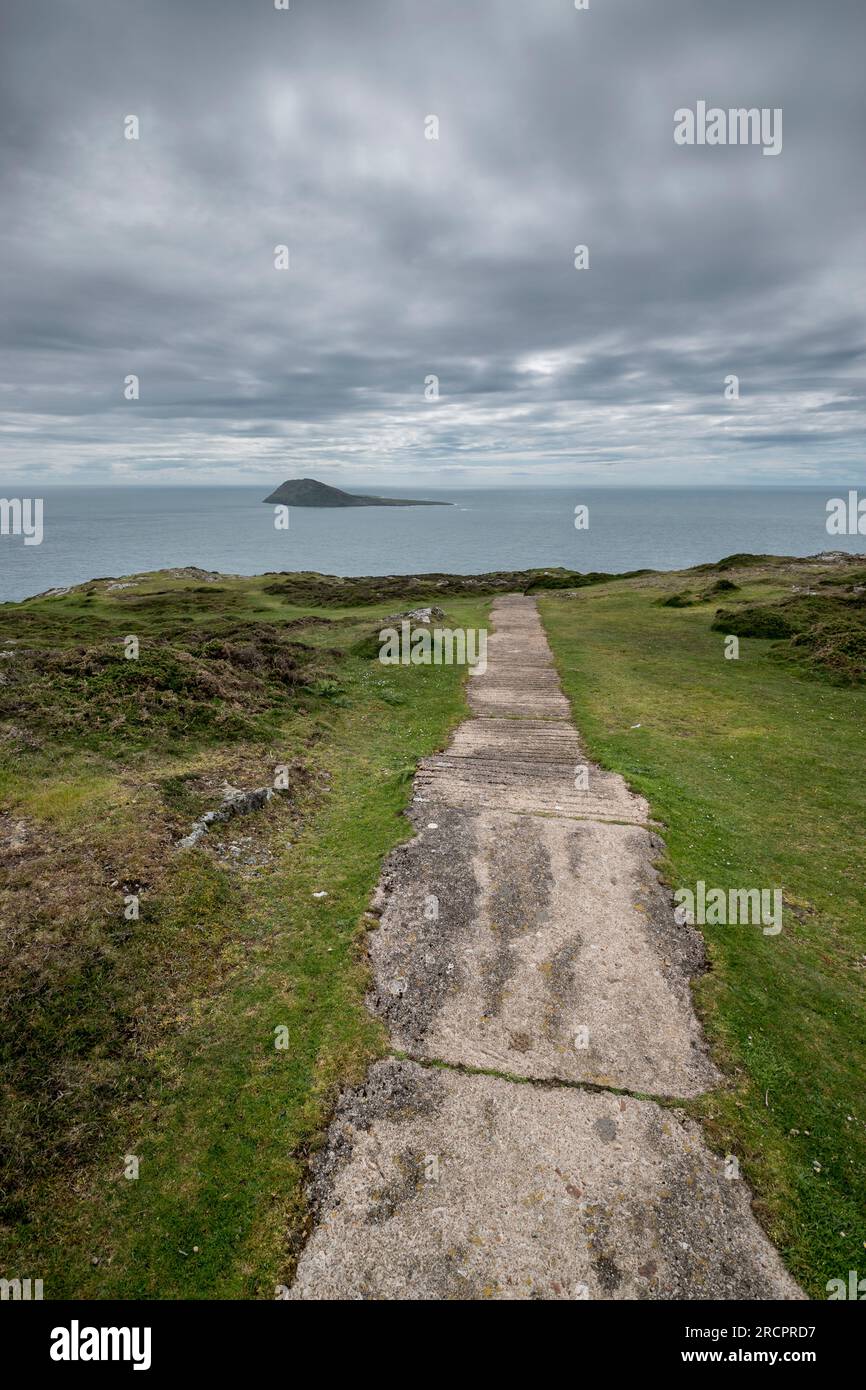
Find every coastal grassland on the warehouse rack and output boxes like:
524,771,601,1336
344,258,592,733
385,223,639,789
0,570,489,1297
538,556,866,1298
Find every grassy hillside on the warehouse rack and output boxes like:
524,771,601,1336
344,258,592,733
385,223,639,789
3,554,863,1300
0,567,495,1298
538,554,866,1298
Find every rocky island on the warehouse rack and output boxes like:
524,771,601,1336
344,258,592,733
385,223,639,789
263,477,452,508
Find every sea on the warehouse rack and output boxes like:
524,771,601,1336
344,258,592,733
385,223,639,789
1,485,863,604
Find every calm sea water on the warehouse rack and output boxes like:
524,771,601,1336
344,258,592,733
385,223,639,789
1,485,863,603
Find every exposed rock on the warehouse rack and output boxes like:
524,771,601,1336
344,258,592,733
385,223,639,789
383,607,446,625
176,782,281,849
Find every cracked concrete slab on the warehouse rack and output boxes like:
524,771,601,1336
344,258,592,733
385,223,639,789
290,595,802,1300
290,1059,802,1301
368,808,717,1095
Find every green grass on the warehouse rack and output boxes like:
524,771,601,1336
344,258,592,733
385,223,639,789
5,556,864,1300
712,587,866,684
0,572,489,1298
538,562,866,1298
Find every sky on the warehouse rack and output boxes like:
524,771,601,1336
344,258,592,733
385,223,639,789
1,0,865,489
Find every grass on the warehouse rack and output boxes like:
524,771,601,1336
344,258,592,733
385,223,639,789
4,555,864,1300
538,555,866,1298
712,586,866,684
0,569,489,1298
257,565,650,607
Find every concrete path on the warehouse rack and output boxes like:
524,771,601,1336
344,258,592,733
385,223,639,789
291,596,801,1300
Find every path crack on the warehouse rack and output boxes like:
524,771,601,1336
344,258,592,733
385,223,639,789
391,1049,718,1109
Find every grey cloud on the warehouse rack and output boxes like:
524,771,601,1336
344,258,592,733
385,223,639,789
1,0,865,486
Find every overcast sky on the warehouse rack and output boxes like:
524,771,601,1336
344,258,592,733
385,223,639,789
2,0,865,489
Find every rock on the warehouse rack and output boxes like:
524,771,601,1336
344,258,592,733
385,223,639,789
384,607,446,625
176,784,279,849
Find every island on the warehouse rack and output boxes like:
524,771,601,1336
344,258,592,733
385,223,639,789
263,477,452,508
